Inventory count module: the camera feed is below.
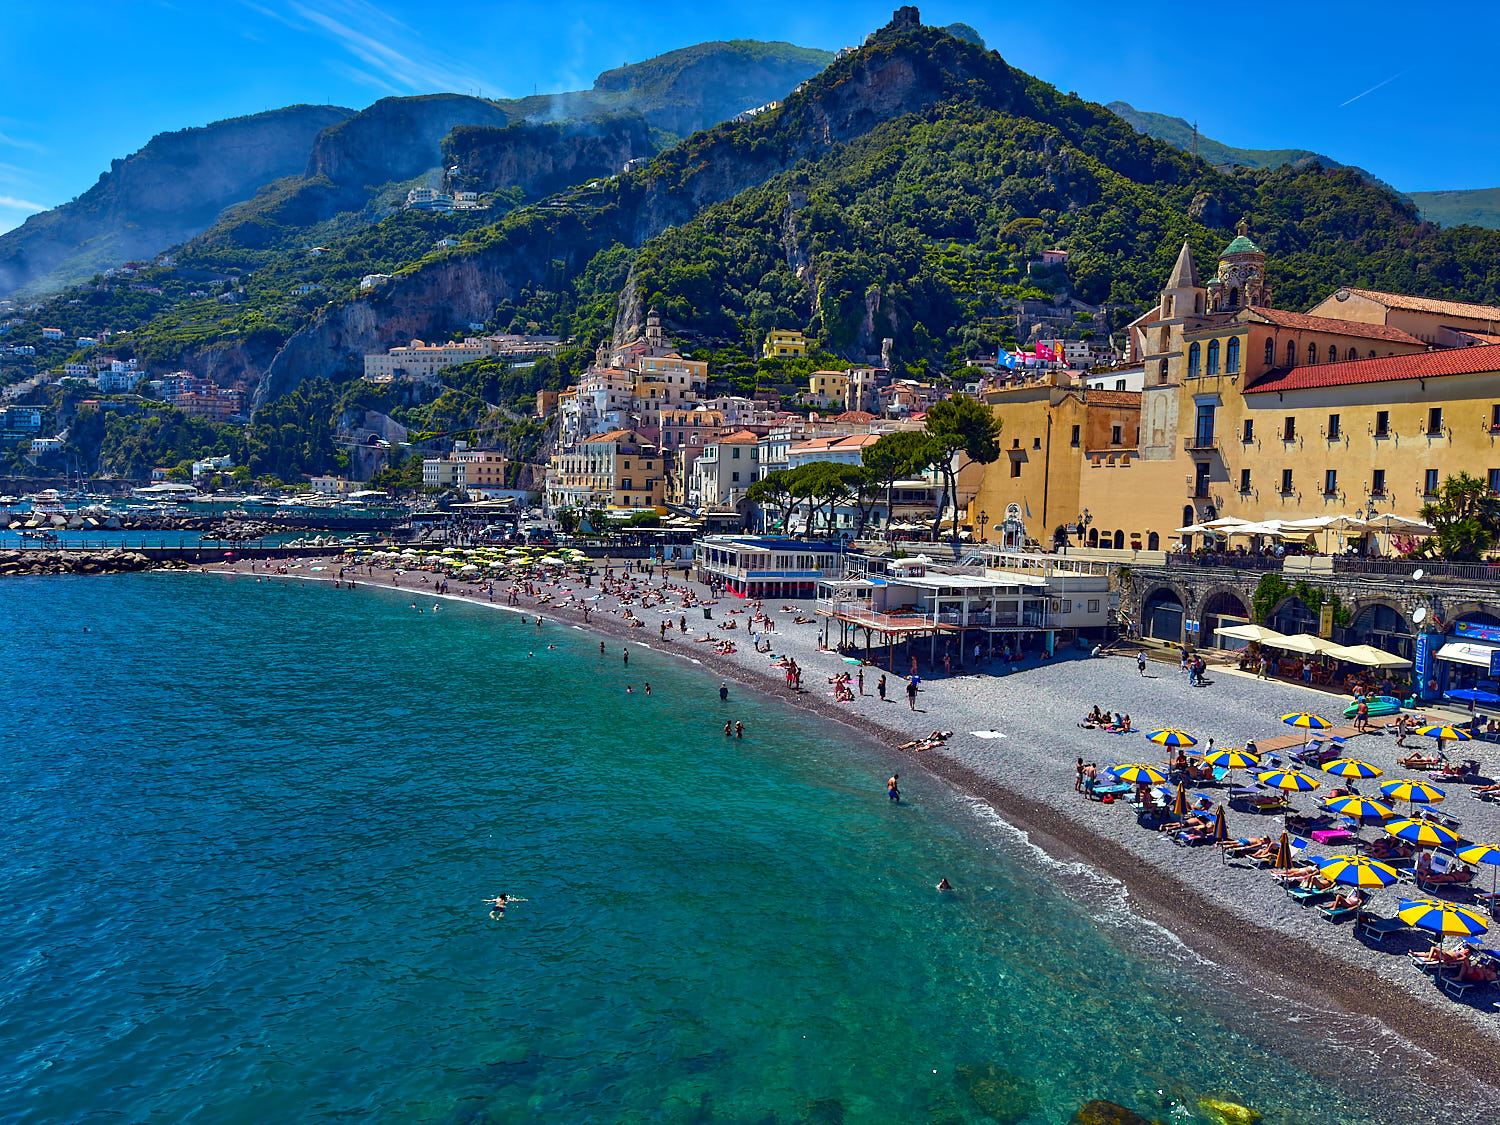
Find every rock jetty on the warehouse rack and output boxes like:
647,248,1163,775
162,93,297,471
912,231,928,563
0,549,163,577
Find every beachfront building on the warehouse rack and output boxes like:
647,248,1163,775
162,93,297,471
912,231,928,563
546,429,664,512
817,556,1056,665
463,451,509,497
691,430,761,511
695,534,844,598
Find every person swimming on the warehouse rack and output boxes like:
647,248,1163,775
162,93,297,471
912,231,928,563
483,894,526,919
937,877,952,891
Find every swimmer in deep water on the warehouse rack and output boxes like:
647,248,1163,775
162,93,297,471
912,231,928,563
484,894,526,918
937,878,952,891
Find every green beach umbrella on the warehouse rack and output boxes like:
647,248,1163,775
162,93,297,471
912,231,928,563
1110,764,1167,786
1323,758,1382,779
1385,817,1460,850
1322,795,1397,822
1397,899,1489,939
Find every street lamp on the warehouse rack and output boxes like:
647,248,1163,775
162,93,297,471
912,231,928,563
980,510,987,542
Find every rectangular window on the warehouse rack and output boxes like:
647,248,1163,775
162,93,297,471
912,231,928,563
1242,419,1253,442
1115,379,1126,390
1010,459,1021,478
732,472,740,482
1371,469,1386,496
1375,410,1390,437
1087,599,1101,614
732,447,741,459
1070,424,1080,447
1194,463,1210,498
1283,416,1296,441
1239,468,1251,493
1327,413,1341,440
1492,405,1500,431
1425,469,1439,495
1195,404,1215,448
1489,469,1500,495
1324,469,1338,495
1033,437,1042,449
1428,407,1444,435
1281,469,1294,494
1111,425,1122,445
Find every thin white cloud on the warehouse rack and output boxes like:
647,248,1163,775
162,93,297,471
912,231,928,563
287,0,495,96
0,131,47,154
327,60,402,97
0,194,48,212
1339,71,1405,108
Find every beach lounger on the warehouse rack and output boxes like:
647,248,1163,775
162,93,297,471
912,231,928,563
1310,828,1359,845
1286,885,1337,907
1439,970,1493,1000
1319,898,1363,923
1359,916,1409,942
1420,807,1462,831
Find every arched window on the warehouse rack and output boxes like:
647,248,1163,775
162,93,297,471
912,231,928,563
1369,350,1376,359
1228,286,1239,308
1164,295,1173,316
1114,530,1125,550
1187,342,1201,377
1088,528,1099,547
1308,342,1318,365
1148,531,1160,551
1287,340,1297,366
1264,339,1275,367
1183,506,1194,527
1226,337,1240,373
1328,344,1338,363
1207,339,1220,375
1347,347,1358,361
1194,294,1202,313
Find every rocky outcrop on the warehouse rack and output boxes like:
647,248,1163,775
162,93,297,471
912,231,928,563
444,117,657,198
0,104,352,297
0,549,157,577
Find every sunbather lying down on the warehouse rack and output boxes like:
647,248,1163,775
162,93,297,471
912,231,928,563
900,730,954,752
1157,813,1212,834
1398,754,1444,769
1451,961,1498,984
1327,889,1364,911
1272,867,1330,888
1223,836,1272,856
1412,944,1472,966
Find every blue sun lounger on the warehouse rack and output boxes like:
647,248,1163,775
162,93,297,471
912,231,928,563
1359,916,1409,942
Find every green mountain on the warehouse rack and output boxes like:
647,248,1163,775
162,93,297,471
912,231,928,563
21,10,1500,482
0,40,832,302
0,105,354,298
1407,188,1500,230
1109,100,1500,230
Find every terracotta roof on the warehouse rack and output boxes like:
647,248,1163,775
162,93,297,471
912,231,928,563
585,429,637,442
715,430,761,444
1340,288,1500,323
1244,343,1500,394
1084,390,1141,406
1243,306,1424,345
790,434,882,453
832,410,876,423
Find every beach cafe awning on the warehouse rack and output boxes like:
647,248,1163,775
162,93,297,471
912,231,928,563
1266,633,1344,655
1175,523,1225,535
1321,643,1413,669
1436,641,1500,669
1214,624,1289,645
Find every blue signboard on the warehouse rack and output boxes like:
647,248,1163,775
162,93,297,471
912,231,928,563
1414,632,1436,696
1490,648,1500,678
1456,620,1500,644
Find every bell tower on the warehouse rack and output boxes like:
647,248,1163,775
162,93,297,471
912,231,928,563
1214,220,1268,310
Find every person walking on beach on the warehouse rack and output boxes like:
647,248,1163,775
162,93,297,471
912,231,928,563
878,675,887,701
888,774,901,802
858,667,865,696
906,676,919,710
720,682,729,702
1076,757,1085,792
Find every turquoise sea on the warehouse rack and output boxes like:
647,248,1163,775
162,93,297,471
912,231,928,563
1,572,1493,1124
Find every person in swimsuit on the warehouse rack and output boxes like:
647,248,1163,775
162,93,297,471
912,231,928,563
484,894,525,919
888,774,901,802
937,877,952,891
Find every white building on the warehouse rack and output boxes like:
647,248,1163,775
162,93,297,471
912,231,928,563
691,430,760,510
97,368,145,393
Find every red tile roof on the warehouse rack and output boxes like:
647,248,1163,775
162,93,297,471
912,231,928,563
1244,306,1424,345
715,430,761,444
1341,288,1500,323
832,410,876,423
1245,343,1500,394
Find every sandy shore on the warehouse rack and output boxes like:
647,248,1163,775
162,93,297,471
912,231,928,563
211,556,1500,1097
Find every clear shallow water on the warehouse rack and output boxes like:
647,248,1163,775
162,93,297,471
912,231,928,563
0,573,1493,1124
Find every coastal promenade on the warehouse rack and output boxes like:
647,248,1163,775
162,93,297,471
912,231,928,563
213,554,1500,1100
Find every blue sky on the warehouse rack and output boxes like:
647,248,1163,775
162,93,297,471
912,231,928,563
1,0,1495,234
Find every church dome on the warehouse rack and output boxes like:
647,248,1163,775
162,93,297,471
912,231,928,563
1221,233,1261,256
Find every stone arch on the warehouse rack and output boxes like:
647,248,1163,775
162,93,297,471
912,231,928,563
1270,595,1318,635
1199,586,1251,647
1346,599,1414,660
1445,603,1500,630
1140,583,1187,644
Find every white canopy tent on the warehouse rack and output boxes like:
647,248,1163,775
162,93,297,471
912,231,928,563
1322,642,1413,669
1214,623,1290,644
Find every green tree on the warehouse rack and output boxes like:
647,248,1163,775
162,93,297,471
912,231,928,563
1418,472,1500,560
556,507,580,536
924,395,1002,542
861,430,939,535
746,468,797,532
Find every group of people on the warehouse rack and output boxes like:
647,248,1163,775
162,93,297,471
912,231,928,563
1078,706,1132,732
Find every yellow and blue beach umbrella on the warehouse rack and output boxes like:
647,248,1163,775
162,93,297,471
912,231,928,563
1457,843,1500,902
1385,817,1461,850
1319,855,1400,890
1111,764,1167,785
1281,712,1332,745
1322,795,1397,821
1379,779,1446,807
1205,749,1261,770
1416,723,1472,742
1146,729,1198,747
1257,769,1321,793
1323,758,1382,779
1171,782,1188,818
1269,830,1295,869
1396,899,1489,938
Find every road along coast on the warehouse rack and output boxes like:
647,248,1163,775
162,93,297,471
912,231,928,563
209,555,1500,1102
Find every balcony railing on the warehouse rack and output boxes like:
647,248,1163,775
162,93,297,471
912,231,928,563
1330,556,1500,584
1184,434,1219,452
1163,552,1286,571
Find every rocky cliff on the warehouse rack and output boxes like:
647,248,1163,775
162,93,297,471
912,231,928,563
0,104,352,297
444,117,657,198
